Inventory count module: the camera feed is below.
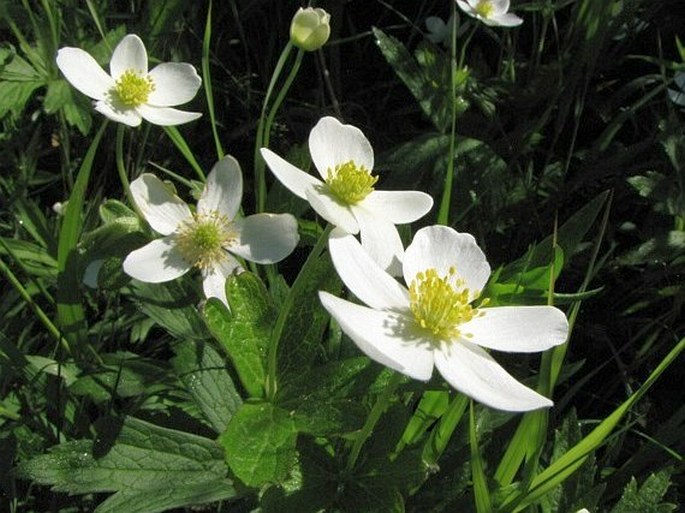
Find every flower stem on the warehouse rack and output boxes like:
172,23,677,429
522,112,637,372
345,371,403,473
265,224,332,401
437,1,460,225
115,125,136,209
254,43,305,213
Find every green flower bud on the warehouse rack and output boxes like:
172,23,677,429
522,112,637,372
290,7,331,51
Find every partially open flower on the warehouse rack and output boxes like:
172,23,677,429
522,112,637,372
290,7,331,51
123,156,299,305
319,226,569,412
56,34,202,127
456,0,523,27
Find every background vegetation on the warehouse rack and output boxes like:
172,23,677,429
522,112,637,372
0,0,683,511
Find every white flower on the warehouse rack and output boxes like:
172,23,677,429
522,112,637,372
668,71,685,107
123,156,299,305
260,116,433,276
319,226,568,412
56,34,202,127
456,0,523,27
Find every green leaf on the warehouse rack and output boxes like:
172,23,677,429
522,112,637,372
0,47,43,118
470,402,493,513
172,340,242,434
610,470,677,513
373,28,450,132
94,479,237,513
19,416,228,494
43,79,71,113
203,272,274,398
127,279,209,341
219,401,297,487
277,252,341,380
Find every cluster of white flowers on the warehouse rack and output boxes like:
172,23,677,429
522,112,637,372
57,3,569,413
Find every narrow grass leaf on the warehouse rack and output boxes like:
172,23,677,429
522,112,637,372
470,401,493,513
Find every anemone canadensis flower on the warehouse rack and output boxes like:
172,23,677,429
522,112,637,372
456,0,523,27
56,34,202,126
261,116,433,276
319,226,569,412
123,156,299,305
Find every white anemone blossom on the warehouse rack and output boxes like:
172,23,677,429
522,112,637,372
123,156,299,305
261,116,433,276
456,0,523,27
319,226,569,412
56,34,202,126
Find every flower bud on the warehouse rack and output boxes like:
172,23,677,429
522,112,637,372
290,7,331,51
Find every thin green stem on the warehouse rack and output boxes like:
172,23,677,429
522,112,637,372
203,0,225,160
0,256,69,353
115,125,136,209
265,224,333,401
437,2,460,225
263,49,305,151
346,372,403,473
254,42,294,213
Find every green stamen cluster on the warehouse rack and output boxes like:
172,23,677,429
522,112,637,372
409,267,480,340
325,160,378,205
475,0,495,18
175,211,236,270
114,70,155,107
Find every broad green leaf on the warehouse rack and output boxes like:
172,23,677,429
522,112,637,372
43,79,71,114
373,28,450,132
18,416,227,494
69,352,169,403
0,48,43,118
172,340,242,433
94,479,237,513
219,401,297,487
609,470,677,513
203,272,274,398
277,252,341,380
127,279,209,341
0,237,57,277
398,390,449,450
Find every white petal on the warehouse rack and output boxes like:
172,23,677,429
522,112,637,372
147,63,202,106
123,236,190,282
354,204,405,276
110,34,148,78
305,186,359,234
230,214,299,264
490,12,523,27
425,16,447,35
463,306,568,353
434,341,553,412
361,190,433,224
456,0,476,15
198,156,242,220
56,47,114,100
668,88,685,107
260,148,321,199
83,259,104,288
130,174,192,235
202,255,242,306
309,117,374,180
328,228,409,311
491,0,511,13
94,100,142,126
136,104,202,126
319,292,434,381
403,226,490,299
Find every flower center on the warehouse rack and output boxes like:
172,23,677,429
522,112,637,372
475,0,495,18
175,211,237,270
325,160,378,205
408,267,484,340
113,70,155,107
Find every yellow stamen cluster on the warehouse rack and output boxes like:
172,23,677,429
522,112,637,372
409,266,481,340
475,0,495,18
114,70,155,107
175,211,236,270
325,160,378,205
